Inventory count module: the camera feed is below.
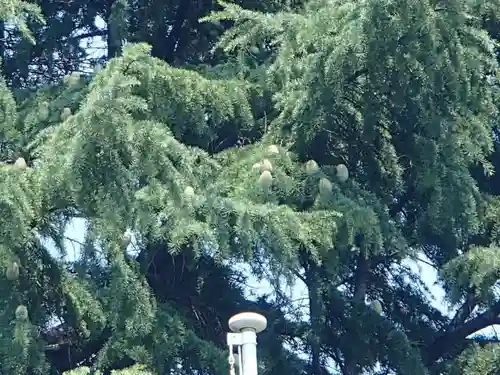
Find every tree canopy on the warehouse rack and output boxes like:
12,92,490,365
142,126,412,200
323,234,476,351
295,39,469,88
2,0,500,374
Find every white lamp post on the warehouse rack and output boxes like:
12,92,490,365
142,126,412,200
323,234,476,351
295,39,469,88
227,312,267,375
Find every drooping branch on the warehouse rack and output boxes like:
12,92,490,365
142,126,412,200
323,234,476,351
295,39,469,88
425,301,500,365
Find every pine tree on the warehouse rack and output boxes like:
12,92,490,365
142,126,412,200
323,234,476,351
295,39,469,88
4,0,500,374
203,0,500,374
0,18,323,372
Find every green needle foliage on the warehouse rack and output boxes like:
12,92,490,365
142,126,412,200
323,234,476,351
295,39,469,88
2,0,500,374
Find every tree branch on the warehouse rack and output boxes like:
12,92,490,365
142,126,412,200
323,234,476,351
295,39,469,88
425,301,500,365
467,337,500,345
448,292,478,329
353,250,370,302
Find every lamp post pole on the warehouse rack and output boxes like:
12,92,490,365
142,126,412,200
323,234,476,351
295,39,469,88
227,312,267,375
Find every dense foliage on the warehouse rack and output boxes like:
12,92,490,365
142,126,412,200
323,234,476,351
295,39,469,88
2,0,500,374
